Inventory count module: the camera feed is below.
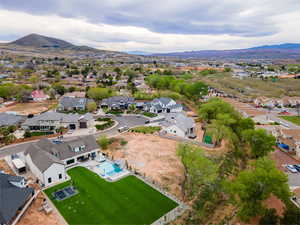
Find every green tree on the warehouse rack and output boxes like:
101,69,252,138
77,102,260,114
87,87,113,101
177,144,218,198
259,208,279,225
280,203,300,225
97,135,109,150
87,101,97,112
226,157,290,222
242,129,276,158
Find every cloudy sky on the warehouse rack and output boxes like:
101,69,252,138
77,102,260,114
0,0,299,52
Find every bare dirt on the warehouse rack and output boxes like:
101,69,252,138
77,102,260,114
0,100,57,115
107,133,185,199
17,192,63,225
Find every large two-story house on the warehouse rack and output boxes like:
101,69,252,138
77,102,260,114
100,96,135,110
22,112,94,132
57,96,94,112
160,113,196,138
24,135,99,187
144,98,183,114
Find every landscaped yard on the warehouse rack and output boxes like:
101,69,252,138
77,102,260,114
45,167,178,225
280,116,300,125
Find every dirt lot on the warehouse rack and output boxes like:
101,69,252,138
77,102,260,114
0,100,57,115
107,133,185,199
17,191,63,225
0,159,14,174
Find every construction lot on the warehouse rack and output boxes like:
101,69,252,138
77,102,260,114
0,100,57,115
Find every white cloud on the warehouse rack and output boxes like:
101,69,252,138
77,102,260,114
0,2,299,53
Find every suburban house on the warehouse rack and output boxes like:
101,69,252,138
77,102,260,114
0,173,34,225
30,90,49,102
24,135,99,187
57,96,94,112
100,96,135,110
160,113,196,138
22,112,94,131
63,92,86,98
144,98,183,114
0,113,25,127
278,129,300,157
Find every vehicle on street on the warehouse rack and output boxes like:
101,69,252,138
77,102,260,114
286,165,298,173
118,126,129,132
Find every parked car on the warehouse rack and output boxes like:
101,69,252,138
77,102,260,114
286,165,298,173
293,165,300,172
118,126,129,132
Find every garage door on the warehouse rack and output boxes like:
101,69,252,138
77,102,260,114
69,124,76,130
80,122,87,129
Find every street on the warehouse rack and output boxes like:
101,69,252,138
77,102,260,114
0,115,148,158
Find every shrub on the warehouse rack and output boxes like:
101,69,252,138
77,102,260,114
120,139,128,146
130,126,161,134
97,136,109,150
24,130,32,138
142,112,157,118
95,120,115,130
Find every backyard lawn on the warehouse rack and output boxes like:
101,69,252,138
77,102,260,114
280,116,300,126
45,167,178,225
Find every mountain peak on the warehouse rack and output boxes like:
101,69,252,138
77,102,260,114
10,33,75,49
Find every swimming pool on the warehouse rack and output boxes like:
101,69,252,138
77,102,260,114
96,161,123,177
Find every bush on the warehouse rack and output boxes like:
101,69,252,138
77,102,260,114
120,139,128,146
95,120,115,130
96,117,112,122
24,130,32,138
97,136,109,150
130,126,161,134
142,112,157,118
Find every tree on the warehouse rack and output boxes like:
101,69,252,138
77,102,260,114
198,98,239,123
177,144,218,198
280,203,300,225
259,208,279,225
87,101,97,112
52,83,65,95
242,129,276,158
226,157,290,222
97,135,109,150
87,87,113,101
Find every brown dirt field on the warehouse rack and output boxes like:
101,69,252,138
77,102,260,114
0,100,57,115
17,192,63,225
0,159,14,175
107,133,185,199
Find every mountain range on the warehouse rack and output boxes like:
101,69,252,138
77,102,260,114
153,43,300,59
2,33,300,59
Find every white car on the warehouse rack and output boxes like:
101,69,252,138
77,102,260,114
286,165,298,173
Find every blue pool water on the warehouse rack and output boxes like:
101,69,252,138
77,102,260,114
96,161,123,177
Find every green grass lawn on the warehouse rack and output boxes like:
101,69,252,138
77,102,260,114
45,167,178,225
280,116,300,125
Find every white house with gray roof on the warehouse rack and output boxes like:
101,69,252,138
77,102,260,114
22,112,94,132
24,135,99,187
144,97,183,114
160,113,196,138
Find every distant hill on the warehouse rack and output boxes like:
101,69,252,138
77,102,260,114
6,33,124,55
10,33,75,49
152,43,300,59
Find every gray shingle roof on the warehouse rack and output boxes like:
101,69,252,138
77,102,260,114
162,113,195,131
0,174,34,225
101,96,134,107
22,112,93,126
24,135,99,172
0,113,24,127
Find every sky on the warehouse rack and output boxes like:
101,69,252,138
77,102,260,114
0,0,299,53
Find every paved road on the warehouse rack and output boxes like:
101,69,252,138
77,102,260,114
268,114,300,129
0,115,148,158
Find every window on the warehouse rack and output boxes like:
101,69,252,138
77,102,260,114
59,173,62,179
66,159,75,165
48,177,52,183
